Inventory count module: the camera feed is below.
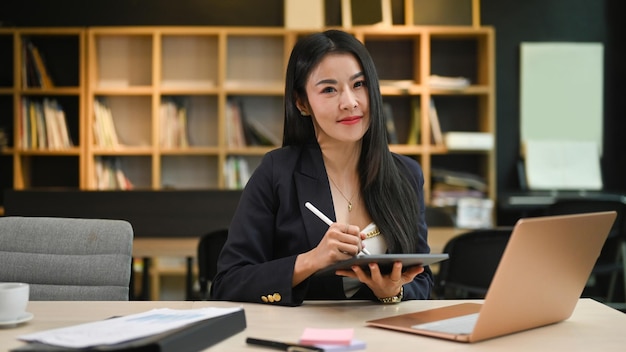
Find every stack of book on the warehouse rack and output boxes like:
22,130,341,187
160,99,190,148
93,100,121,148
428,75,470,90
224,156,250,190
431,168,487,208
94,156,133,190
20,98,73,149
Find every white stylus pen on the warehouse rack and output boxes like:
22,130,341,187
305,201,371,255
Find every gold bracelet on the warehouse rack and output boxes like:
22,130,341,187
378,286,403,304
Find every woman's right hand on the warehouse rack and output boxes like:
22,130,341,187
293,223,365,286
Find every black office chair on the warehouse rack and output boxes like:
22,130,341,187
433,228,513,299
545,200,626,304
196,228,229,300
425,206,456,227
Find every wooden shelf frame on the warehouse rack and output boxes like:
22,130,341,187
1,24,495,208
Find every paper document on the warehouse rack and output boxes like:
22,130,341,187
18,307,243,349
524,140,602,190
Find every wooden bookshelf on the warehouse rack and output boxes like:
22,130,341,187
1,25,495,210
81,26,495,204
0,28,85,195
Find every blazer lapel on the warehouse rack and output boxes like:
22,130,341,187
294,144,335,247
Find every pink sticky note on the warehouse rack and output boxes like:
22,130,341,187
299,328,354,346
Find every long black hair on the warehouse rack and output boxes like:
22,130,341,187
283,30,420,253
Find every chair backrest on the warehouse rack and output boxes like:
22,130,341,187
545,200,626,240
0,216,134,301
425,206,456,227
197,228,228,300
434,228,513,299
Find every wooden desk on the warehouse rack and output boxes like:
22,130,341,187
131,228,463,300
3,299,625,351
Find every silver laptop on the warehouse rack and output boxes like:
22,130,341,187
367,211,617,343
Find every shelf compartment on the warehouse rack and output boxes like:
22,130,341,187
429,30,493,87
18,155,80,188
225,34,285,90
20,32,82,89
0,31,14,88
364,35,422,84
161,155,219,189
109,155,152,189
95,95,152,147
161,34,219,90
93,34,153,88
160,95,219,148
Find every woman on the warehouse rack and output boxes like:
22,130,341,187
211,29,433,306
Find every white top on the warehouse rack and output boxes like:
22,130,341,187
343,223,387,297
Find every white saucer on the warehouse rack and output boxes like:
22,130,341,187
0,312,34,327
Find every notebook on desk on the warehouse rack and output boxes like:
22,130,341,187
367,211,617,343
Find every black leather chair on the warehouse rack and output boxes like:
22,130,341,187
433,228,513,299
196,228,229,300
545,200,626,304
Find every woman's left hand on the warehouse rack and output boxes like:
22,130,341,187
336,261,424,299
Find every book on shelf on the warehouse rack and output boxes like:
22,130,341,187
428,75,470,90
407,98,421,145
431,180,485,208
226,99,247,148
443,131,494,150
224,156,251,190
160,99,190,148
31,100,47,149
94,156,133,190
43,98,73,149
431,168,487,192
24,40,54,89
428,98,444,146
238,100,281,147
382,102,398,144
244,118,282,147
20,98,73,149
93,100,121,148
379,80,413,91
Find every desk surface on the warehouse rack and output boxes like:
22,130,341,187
2,299,625,351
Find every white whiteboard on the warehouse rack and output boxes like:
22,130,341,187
520,42,604,154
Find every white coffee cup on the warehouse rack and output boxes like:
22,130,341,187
0,282,30,322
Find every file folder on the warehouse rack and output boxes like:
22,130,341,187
12,308,246,352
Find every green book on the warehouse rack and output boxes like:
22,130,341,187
407,98,421,145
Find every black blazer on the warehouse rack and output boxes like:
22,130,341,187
211,143,433,306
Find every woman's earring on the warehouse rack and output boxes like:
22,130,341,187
299,110,310,117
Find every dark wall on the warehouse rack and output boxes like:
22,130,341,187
2,0,624,224
0,0,285,27
481,0,623,191
481,0,625,224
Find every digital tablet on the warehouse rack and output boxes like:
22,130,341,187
313,253,449,277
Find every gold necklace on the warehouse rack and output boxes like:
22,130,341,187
328,175,356,212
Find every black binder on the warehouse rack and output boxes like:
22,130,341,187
12,308,246,352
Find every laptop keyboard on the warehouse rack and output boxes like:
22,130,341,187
411,313,479,335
